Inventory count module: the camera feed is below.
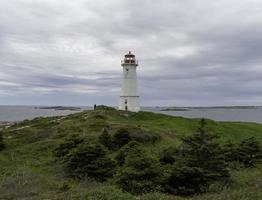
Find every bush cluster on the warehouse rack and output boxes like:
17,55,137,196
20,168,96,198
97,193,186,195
54,135,115,181
54,119,262,196
98,127,160,150
98,128,131,150
64,143,116,181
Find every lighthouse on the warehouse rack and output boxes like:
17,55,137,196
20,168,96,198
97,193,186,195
119,51,140,112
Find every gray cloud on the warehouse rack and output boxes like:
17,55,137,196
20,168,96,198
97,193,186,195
0,0,262,106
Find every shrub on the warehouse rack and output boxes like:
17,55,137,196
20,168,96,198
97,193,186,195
96,105,116,111
88,120,109,131
54,134,84,159
113,128,131,148
223,137,262,168
116,144,162,194
129,130,161,144
64,143,116,181
115,141,140,166
107,127,161,150
159,147,178,165
0,131,5,151
165,161,209,195
89,111,108,120
98,129,114,150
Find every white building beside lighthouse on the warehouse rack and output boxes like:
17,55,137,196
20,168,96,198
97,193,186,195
119,51,140,112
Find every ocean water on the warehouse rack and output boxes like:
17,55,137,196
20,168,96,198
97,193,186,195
0,106,90,122
0,106,262,124
144,107,262,123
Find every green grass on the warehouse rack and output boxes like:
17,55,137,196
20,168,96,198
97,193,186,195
0,108,262,199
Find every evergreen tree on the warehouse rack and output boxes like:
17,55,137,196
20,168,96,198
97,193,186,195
116,144,162,194
64,143,116,181
181,119,229,180
0,131,5,151
165,119,229,195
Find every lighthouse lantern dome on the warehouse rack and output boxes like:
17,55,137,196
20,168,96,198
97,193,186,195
122,51,138,65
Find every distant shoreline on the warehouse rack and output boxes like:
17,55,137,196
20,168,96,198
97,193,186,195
35,106,82,111
1,106,262,124
161,106,261,111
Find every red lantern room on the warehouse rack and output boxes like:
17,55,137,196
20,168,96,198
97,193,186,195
121,51,138,66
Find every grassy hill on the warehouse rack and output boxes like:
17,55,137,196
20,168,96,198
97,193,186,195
0,107,262,199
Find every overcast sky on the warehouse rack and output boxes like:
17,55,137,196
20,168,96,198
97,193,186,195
1,0,262,106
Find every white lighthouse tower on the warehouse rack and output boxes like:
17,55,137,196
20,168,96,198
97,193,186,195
119,51,140,112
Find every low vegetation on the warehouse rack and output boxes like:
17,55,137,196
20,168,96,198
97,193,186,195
0,107,262,199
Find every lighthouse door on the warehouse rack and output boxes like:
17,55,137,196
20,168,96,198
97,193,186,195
125,106,128,111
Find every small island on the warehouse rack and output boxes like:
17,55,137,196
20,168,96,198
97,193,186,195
161,107,190,111
35,106,82,111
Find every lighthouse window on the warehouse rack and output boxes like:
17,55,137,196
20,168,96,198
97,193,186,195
126,69,129,72
125,99,127,104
